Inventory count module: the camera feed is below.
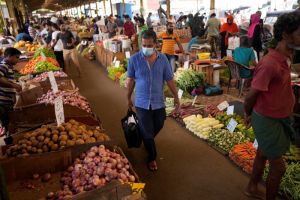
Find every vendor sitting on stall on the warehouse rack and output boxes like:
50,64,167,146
0,47,22,136
15,29,33,42
187,29,207,53
233,36,257,79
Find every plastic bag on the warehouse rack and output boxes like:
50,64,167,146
228,36,240,50
121,109,142,148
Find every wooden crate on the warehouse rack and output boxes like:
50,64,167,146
190,63,214,85
1,144,138,200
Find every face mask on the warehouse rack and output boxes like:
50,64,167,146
142,47,154,57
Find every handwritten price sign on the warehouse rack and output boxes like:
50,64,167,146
54,96,65,126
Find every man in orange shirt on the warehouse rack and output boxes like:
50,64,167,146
158,22,184,72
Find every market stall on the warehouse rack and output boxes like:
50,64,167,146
0,44,144,200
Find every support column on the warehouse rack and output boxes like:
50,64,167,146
103,0,106,15
210,0,215,10
5,0,17,35
109,0,113,16
122,0,125,15
139,0,144,17
96,1,98,16
166,0,170,18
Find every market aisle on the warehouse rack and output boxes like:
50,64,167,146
68,58,258,200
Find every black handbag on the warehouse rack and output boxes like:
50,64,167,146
121,109,142,148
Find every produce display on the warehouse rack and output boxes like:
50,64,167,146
264,163,300,200
208,129,250,154
169,102,204,126
57,145,136,199
82,43,96,60
32,71,68,82
37,90,92,113
183,115,224,140
216,113,255,142
204,104,224,117
229,142,256,174
175,69,204,93
20,56,60,75
14,40,40,52
33,48,56,59
107,65,126,81
3,119,110,158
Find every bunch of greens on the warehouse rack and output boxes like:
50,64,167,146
35,61,60,73
176,69,204,93
33,48,56,59
263,163,300,200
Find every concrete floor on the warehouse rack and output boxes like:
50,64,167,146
68,58,261,200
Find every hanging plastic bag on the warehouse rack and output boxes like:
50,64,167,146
121,109,142,148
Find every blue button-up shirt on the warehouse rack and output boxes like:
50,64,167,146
127,51,173,110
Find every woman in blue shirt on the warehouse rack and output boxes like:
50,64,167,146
233,36,257,78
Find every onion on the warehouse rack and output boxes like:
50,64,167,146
42,173,52,182
128,175,135,182
33,173,40,180
47,192,55,199
67,166,74,172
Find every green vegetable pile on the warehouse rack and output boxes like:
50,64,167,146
264,163,300,200
119,72,127,88
216,113,255,142
208,129,250,153
284,145,300,163
35,61,60,73
107,65,126,81
33,48,56,59
175,69,204,93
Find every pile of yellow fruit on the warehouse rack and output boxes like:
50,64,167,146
14,40,40,52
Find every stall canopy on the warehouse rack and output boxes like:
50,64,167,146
23,0,102,12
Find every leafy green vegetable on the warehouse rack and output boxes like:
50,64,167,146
208,128,250,153
264,163,300,200
175,69,204,93
33,48,56,59
34,61,60,73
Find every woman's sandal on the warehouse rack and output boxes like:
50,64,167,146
148,161,158,172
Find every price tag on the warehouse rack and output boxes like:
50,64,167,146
178,89,183,99
183,61,189,70
127,182,146,194
227,118,238,133
217,101,229,111
125,51,131,59
192,95,197,106
227,105,234,115
253,139,258,150
47,71,58,93
0,123,5,137
226,50,233,58
114,60,120,68
54,96,65,126
113,56,117,63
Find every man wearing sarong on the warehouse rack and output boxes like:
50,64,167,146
244,11,300,200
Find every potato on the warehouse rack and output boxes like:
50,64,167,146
41,125,47,129
24,133,31,139
52,134,58,142
39,128,48,135
27,146,32,152
82,134,89,141
52,130,59,135
32,140,39,146
68,131,77,139
66,140,75,146
75,139,85,145
78,125,86,130
58,126,65,132
47,141,54,147
50,126,58,132
87,130,94,137
37,135,45,142
21,143,27,148
26,141,32,146
69,119,76,125
93,131,101,138
37,149,43,154
60,141,67,146
21,149,27,154
51,144,58,151
42,145,49,152
44,137,51,144
31,147,37,153
31,132,38,137
37,142,43,148
97,135,104,141
60,131,67,135
45,131,51,137
59,135,68,141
